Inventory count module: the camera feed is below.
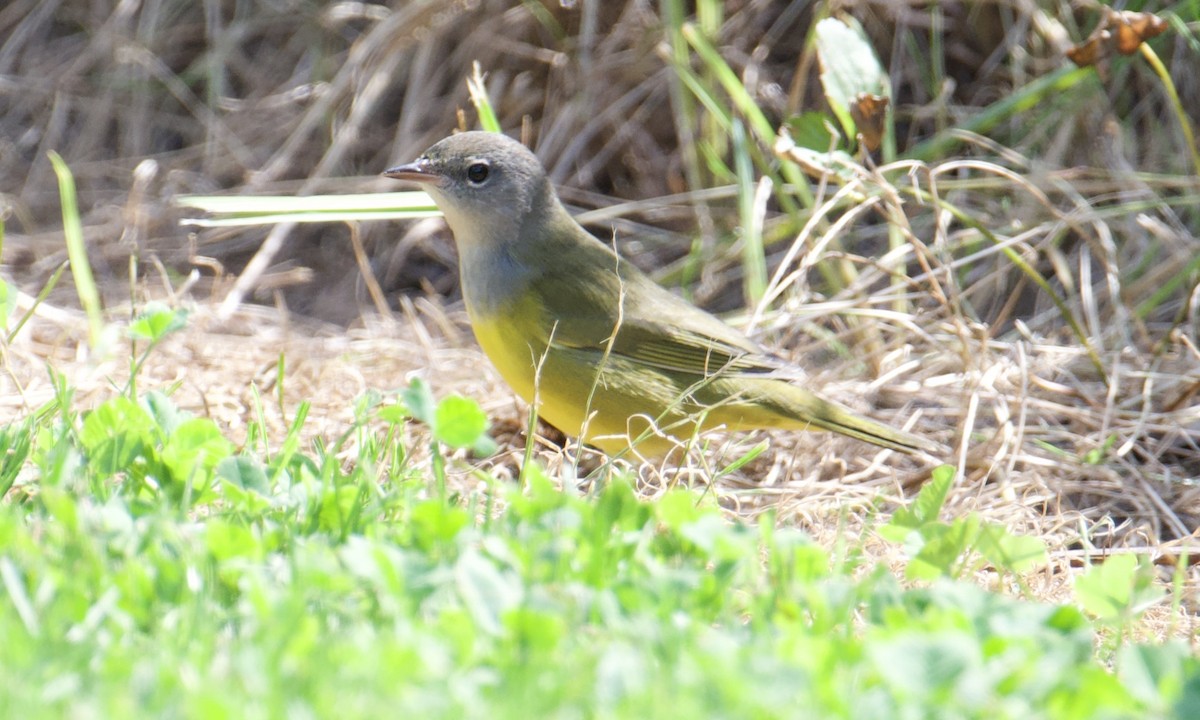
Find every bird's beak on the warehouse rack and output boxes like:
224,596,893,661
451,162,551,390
383,158,443,186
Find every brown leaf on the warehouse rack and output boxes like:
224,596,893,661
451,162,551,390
849,92,889,153
1108,9,1168,56
1067,8,1168,67
1066,34,1108,68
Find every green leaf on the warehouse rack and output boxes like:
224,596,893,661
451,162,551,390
655,488,708,529
503,607,567,654
129,303,188,342
1075,553,1163,622
218,479,271,514
143,391,186,436
400,377,435,424
785,112,843,151
205,518,262,562
410,500,470,548
814,17,889,143
509,463,572,519
904,515,981,581
34,426,81,490
1117,641,1193,709
869,632,978,697
217,455,271,494
432,395,490,450
593,476,644,531
160,418,234,493
974,522,1048,574
376,402,409,424
455,548,522,635
679,514,737,559
0,418,34,496
80,397,156,476
909,465,957,524
470,434,498,457
774,133,858,181
880,464,956,542
37,486,79,533
1175,665,1200,719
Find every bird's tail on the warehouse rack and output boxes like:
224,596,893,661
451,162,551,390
715,379,943,456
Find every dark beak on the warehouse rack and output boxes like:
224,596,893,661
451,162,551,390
383,158,443,185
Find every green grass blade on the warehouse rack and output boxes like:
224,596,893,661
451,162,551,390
905,66,1093,162
732,120,766,304
682,22,811,207
5,262,67,345
468,61,502,133
176,191,441,227
1139,43,1200,176
48,151,103,349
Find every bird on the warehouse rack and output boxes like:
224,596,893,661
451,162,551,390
384,131,937,459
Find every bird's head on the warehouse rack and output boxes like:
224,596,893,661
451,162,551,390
384,131,553,247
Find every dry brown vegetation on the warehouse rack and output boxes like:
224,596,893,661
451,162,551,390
2,1,1199,629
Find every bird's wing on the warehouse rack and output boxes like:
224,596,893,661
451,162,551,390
602,313,785,377
526,248,789,379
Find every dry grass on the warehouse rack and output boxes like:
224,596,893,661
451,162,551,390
2,1,1199,630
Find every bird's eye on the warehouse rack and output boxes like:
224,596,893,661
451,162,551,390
466,162,490,184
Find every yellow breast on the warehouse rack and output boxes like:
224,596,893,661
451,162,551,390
470,303,544,413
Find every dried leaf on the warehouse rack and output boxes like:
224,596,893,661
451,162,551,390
849,93,889,153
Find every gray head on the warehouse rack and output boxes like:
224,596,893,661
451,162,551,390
384,132,556,247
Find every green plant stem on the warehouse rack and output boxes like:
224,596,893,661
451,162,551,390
1139,43,1200,177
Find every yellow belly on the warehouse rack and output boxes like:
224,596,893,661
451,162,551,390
470,310,543,411
467,301,929,457
470,305,702,457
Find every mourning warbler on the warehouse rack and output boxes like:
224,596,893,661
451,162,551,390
385,132,936,458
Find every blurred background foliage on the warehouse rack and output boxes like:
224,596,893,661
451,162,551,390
3,0,1196,323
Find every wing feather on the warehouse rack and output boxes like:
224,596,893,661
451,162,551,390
521,237,791,379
